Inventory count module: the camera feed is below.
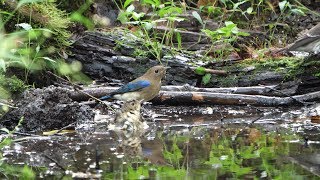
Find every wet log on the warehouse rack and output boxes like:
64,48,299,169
69,85,320,106
152,90,320,106
69,85,277,101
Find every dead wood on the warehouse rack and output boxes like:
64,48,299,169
68,85,320,106
69,85,278,101
151,91,320,106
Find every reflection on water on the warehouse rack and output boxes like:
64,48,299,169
1,104,320,179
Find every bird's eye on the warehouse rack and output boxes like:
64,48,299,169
131,102,135,106
155,70,159,73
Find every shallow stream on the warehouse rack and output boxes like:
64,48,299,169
1,104,320,179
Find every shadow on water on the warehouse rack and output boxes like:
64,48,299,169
1,104,320,179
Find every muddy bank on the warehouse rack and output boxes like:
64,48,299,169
0,86,94,132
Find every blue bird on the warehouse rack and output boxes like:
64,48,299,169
100,65,167,102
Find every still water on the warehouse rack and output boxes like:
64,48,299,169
1,104,320,179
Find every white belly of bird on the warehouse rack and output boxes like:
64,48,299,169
113,92,141,101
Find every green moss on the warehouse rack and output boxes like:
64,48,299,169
32,2,72,47
240,57,304,79
1,1,72,49
0,74,28,99
210,57,306,87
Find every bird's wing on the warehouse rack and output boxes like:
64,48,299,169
110,80,151,95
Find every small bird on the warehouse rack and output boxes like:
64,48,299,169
109,99,147,136
100,65,168,102
114,99,142,125
274,23,320,55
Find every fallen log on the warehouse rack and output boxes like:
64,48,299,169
69,85,278,101
152,91,320,106
69,85,320,106
160,85,276,95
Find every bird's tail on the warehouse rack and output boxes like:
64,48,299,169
100,95,112,101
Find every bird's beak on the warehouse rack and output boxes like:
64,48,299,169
164,66,171,70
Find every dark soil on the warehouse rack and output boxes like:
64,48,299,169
0,86,94,132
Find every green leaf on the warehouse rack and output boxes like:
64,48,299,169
279,1,287,11
36,45,40,53
17,0,45,8
158,6,182,17
237,31,250,36
192,11,203,25
132,12,145,20
143,0,161,7
225,21,236,27
142,22,154,30
70,12,94,29
42,57,56,63
117,11,130,24
0,11,14,16
195,67,206,75
126,4,135,13
16,23,32,31
207,6,214,14
202,73,212,85
0,128,10,134
231,27,240,34
246,7,253,14
165,16,184,22
290,9,305,16
123,0,134,8
176,32,181,49
0,59,6,72
233,0,247,10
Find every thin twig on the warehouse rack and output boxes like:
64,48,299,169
43,154,67,172
46,71,82,90
249,115,263,125
53,122,77,135
46,71,115,112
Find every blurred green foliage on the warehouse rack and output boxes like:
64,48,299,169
0,0,91,102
